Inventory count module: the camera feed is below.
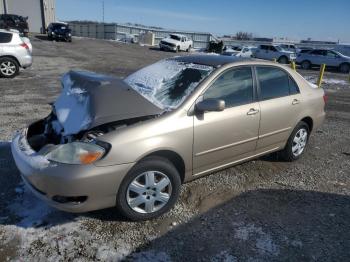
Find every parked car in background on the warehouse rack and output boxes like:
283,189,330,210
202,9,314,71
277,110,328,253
117,32,137,43
47,22,72,42
280,44,300,53
12,55,325,221
159,34,193,52
0,14,29,37
254,44,297,64
222,45,242,56
0,29,32,78
235,46,257,58
296,49,350,73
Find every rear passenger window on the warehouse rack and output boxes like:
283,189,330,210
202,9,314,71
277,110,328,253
204,67,254,108
0,32,12,43
289,77,300,95
256,67,291,100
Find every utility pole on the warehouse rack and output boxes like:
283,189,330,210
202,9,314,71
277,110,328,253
3,0,8,14
102,0,105,23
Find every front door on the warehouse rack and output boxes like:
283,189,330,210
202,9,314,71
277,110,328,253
193,66,260,176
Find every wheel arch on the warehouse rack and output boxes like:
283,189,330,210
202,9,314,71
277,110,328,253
300,116,314,132
0,55,21,67
278,55,289,62
139,150,186,183
339,62,350,72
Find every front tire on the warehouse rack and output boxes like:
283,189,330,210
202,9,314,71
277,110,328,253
0,57,19,78
279,121,310,162
301,60,311,70
116,156,181,221
339,63,350,73
278,56,289,64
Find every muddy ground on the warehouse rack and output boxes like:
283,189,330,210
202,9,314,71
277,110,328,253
0,35,349,261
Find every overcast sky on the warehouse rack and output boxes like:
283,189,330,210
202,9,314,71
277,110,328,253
57,0,350,43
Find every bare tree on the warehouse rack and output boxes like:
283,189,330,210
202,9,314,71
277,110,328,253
235,31,253,40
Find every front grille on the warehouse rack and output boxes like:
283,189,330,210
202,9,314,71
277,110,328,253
161,41,175,47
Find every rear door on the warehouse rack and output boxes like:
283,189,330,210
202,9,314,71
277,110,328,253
0,32,13,53
193,66,260,175
255,66,303,150
324,50,341,67
256,45,268,59
309,50,325,65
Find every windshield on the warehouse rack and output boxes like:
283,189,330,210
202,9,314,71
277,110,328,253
275,46,283,51
170,35,181,41
52,23,69,30
124,59,214,110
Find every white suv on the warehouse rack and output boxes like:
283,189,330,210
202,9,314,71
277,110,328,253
0,29,32,78
254,44,296,64
159,34,193,52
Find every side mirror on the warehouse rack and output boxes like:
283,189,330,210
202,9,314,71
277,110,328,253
195,99,225,113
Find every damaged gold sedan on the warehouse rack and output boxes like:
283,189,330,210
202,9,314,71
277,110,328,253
12,55,326,220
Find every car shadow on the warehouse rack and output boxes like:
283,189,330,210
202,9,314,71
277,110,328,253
1,141,350,260
34,34,50,41
128,189,350,261
149,47,175,53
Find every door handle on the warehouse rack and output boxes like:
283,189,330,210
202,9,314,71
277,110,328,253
247,108,259,115
292,99,300,105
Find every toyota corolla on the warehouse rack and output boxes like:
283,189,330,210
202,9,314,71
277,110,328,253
11,55,326,220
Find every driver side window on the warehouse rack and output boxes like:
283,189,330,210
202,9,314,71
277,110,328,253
203,67,254,108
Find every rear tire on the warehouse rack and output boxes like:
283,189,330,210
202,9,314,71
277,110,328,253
187,45,192,52
278,56,289,64
116,156,181,221
0,57,19,78
279,121,310,162
339,63,350,73
301,60,311,70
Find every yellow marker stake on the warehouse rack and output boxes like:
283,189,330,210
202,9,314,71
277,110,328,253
317,64,326,88
290,61,296,71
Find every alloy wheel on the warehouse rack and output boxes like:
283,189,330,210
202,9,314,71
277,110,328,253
126,171,172,214
292,128,308,157
0,61,16,76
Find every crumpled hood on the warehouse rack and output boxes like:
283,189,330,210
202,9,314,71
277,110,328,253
53,71,163,136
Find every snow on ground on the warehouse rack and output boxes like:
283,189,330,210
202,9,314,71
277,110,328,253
0,183,132,261
304,75,349,88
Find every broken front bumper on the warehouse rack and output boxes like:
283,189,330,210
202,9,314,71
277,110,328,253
11,130,134,213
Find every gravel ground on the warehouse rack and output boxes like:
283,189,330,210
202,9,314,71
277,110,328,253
0,35,349,261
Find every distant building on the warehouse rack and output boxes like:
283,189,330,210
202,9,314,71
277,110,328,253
252,37,273,42
300,39,337,45
1,0,56,33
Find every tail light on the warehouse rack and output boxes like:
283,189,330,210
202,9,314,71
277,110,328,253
323,94,328,104
20,43,29,50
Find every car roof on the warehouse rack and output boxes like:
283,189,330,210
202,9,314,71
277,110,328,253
50,22,68,25
0,29,16,34
170,33,186,37
173,55,253,67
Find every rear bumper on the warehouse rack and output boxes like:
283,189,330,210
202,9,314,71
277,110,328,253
11,131,134,213
313,111,326,131
20,54,32,68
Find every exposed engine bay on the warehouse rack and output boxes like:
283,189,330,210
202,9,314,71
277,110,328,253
27,111,157,152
